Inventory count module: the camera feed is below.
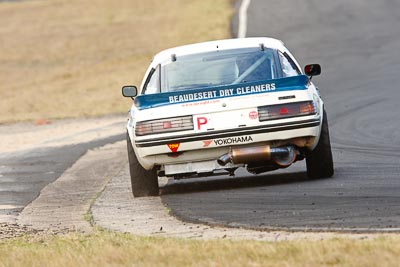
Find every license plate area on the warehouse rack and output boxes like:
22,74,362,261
193,108,260,132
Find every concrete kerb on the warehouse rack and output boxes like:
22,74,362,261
18,141,126,233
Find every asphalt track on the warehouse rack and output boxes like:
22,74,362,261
160,0,400,231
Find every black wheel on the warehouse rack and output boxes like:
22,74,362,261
306,110,334,179
126,132,159,197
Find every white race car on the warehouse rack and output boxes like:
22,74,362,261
122,37,334,197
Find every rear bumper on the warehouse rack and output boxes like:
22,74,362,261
132,116,321,169
136,117,319,148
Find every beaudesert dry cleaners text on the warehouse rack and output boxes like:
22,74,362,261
168,83,276,103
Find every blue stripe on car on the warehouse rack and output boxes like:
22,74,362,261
134,75,308,110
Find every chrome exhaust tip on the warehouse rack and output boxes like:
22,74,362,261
271,146,297,167
217,153,232,166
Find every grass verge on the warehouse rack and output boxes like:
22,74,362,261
0,0,232,123
0,230,399,267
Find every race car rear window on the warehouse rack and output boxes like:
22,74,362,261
161,48,278,92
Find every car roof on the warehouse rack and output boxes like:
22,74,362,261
151,37,287,66
139,37,301,90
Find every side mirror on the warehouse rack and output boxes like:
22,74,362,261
304,64,321,77
122,85,138,97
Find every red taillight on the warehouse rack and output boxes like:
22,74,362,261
258,101,316,121
279,107,289,115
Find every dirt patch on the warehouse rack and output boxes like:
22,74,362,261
0,115,125,153
0,223,36,240
0,223,69,240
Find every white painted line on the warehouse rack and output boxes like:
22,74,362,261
0,205,23,210
238,0,251,38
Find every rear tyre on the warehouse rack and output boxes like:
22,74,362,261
127,132,159,197
306,110,334,179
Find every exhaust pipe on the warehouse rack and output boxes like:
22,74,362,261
217,153,232,166
271,146,297,167
217,145,297,167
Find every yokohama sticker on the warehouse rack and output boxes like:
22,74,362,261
213,136,253,146
202,140,213,147
167,143,180,152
